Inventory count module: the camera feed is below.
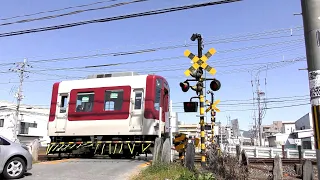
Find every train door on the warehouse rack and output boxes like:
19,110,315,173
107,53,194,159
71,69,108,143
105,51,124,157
129,88,144,132
162,88,169,122
55,93,69,133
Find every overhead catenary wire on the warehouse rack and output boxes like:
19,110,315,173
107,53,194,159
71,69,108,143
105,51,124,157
0,0,119,21
0,25,303,67
22,39,304,73
0,56,305,85
0,38,302,78
174,103,310,113
0,0,148,27
0,1,244,38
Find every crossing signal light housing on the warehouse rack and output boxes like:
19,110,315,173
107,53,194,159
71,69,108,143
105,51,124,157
179,81,190,92
190,68,203,80
210,79,221,91
183,101,198,112
190,81,204,95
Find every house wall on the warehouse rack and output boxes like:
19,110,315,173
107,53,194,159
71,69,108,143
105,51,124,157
0,102,50,145
295,113,313,130
281,123,296,134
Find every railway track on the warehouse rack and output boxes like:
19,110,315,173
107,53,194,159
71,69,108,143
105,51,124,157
193,155,317,164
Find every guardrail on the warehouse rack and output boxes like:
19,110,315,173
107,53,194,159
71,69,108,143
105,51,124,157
223,145,316,159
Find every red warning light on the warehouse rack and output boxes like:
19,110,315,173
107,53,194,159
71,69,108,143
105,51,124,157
210,79,221,91
183,102,198,112
180,81,190,92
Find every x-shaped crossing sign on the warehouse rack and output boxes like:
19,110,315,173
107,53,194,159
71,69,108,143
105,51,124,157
205,99,220,113
184,48,217,77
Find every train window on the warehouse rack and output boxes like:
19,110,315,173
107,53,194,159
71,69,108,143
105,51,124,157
75,92,95,112
134,92,143,110
105,90,124,111
60,95,68,113
154,79,162,111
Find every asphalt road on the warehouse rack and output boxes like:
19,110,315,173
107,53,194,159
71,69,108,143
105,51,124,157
21,157,151,180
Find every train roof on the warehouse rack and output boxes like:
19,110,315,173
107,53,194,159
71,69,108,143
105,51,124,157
54,72,167,85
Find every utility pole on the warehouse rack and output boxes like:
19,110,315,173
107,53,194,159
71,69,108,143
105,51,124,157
300,0,320,179
9,59,31,142
256,77,262,146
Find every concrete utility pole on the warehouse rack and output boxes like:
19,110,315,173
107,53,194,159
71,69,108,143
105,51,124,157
301,0,320,178
9,59,31,142
256,77,263,146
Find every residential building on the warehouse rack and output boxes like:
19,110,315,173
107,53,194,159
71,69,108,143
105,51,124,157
0,101,50,146
262,121,282,138
295,112,313,130
267,113,314,149
281,121,296,134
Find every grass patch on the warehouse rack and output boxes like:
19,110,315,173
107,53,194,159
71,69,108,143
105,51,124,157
131,162,215,180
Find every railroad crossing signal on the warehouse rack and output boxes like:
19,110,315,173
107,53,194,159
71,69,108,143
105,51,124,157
205,99,220,113
184,48,217,77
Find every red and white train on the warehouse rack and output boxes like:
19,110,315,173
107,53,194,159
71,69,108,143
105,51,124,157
46,72,170,157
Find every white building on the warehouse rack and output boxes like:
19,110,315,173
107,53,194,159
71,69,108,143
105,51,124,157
281,121,296,134
0,101,50,146
267,133,291,148
267,113,315,149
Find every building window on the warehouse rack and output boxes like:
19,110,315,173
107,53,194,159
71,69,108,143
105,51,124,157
76,92,95,112
154,79,162,111
104,90,123,111
134,91,143,110
20,122,37,134
0,119,4,127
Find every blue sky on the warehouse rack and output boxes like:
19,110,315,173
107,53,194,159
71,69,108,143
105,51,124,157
0,0,310,130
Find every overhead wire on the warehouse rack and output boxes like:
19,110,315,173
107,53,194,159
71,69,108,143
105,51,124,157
0,26,303,67
0,56,305,85
24,39,304,73
0,0,148,27
0,0,242,38
0,0,119,21
174,103,310,113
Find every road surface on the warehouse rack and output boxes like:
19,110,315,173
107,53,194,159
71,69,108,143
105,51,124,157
21,157,151,180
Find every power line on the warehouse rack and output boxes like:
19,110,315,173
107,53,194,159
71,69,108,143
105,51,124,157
29,36,304,65
0,0,118,21
175,103,310,113
0,25,303,66
24,39,303,72
0,56,305,85
0,0,241,38
172,97,310,107
172,95,309,104
0,0,147,27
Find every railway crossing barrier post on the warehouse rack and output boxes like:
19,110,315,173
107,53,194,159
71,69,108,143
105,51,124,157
180,33,221,167
173,133,188,165
206,90,220,144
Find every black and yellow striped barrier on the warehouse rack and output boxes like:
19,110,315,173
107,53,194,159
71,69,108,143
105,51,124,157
46,141,154,155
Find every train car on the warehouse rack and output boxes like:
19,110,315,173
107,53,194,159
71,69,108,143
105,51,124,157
46,72,170,158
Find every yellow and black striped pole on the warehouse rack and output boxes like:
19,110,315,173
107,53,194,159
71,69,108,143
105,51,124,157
199,90,206,167
211,109,215,144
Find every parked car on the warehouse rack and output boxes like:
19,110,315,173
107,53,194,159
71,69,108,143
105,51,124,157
0,136,33,179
